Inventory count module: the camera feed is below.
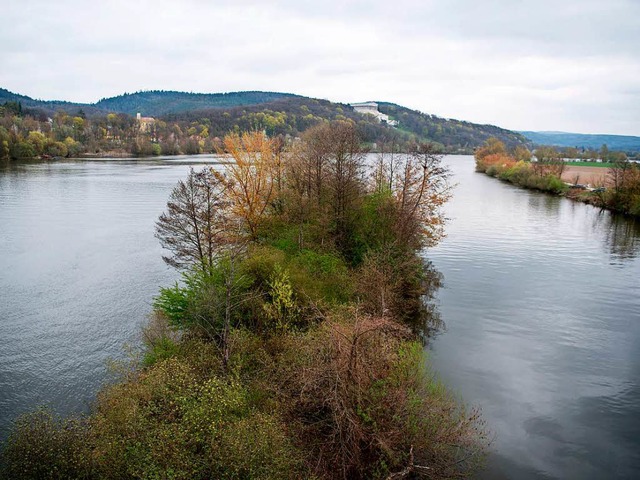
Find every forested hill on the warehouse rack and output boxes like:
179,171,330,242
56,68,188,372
520,131,640,152
94,91,299,116
379,102,528,150
0,88,107,117
0,87,530,153
0,89,298,118
164,97,530,152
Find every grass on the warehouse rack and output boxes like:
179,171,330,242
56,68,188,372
563,161,615,168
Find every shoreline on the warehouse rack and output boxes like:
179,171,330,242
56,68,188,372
479,166,640,220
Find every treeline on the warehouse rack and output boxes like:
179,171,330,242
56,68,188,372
476,138,640,217
475,138,568,194
94,91,298,116
0,88,536,159
1,123,487,479
532,143,630,163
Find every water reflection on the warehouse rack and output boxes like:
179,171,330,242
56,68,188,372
593,211,640,263
526,192,562,215
420,259,444,338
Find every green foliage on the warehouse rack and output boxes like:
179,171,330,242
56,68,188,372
153,268,225,335
143,336,180,367
10,140,35,159
86,358,302,479
287,249,352,305
262,265,298,331
154,280,193,326
351,191,398,260
1,409,91,480
562,161,615,168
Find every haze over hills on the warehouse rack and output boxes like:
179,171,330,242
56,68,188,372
520,131,640,152
1,87,529,152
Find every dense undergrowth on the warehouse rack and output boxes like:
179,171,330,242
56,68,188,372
1,122,488,479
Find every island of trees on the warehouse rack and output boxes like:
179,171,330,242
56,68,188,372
1,123,487,479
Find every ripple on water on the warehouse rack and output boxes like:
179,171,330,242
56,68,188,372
428,156,640,480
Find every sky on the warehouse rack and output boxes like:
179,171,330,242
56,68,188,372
1,0,639,135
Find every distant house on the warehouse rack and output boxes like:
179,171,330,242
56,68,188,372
350,102,398,126
136,112,155,132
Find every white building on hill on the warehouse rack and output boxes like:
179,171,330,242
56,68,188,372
350,102,398,126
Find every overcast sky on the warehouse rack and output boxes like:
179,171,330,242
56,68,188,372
1,0,638,135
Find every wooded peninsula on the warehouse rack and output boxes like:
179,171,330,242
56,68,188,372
1,123,488,479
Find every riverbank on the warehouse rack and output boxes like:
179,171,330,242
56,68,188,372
474,140,640,218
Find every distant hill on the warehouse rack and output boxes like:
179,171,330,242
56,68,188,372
0,88,297,117
520,131,640,152
380,103,528,151
0,88,106,117
0,87,529,152
94,90,299,116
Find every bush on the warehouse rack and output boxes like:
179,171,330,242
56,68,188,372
1,409,91,480
268,312,486,479
89,358,301,479
153,267,229,338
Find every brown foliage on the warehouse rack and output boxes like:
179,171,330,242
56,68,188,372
269,311,486,479
216,131,280,239
474,137,507,162
394,143,451,248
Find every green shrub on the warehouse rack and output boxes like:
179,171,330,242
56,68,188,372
485,164,498,177
544,175,567,194
143,336,180,367
1,409,91,480
89,358,301,480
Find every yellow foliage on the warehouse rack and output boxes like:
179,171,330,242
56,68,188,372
216,132,279,239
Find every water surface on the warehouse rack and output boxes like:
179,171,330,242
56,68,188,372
1,155,639,480
428,155,640,479
0,156,221,440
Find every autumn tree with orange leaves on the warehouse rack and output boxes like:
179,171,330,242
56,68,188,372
215,131,280,240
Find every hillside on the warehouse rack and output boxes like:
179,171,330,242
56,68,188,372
1,87,530,154
380,102,528,151
520,131,640,152
0,88,107,117
164,97,530,152
94,90,299,116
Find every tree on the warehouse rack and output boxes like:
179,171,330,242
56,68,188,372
215,131,278,239
513,145,532,162
533,146,564,177
475,137,506,161
394,142,451,249
155,167,249,365
155,167,236,272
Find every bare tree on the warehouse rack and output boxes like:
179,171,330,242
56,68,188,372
394,142,451,249
155,167,233,272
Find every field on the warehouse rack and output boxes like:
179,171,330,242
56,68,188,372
564,161,615,168
561,165,610,186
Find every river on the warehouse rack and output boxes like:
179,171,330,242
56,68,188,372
0,156,218,440
1,155,639,478
428,155,640,479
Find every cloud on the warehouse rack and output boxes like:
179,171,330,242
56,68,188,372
0,0,638,134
